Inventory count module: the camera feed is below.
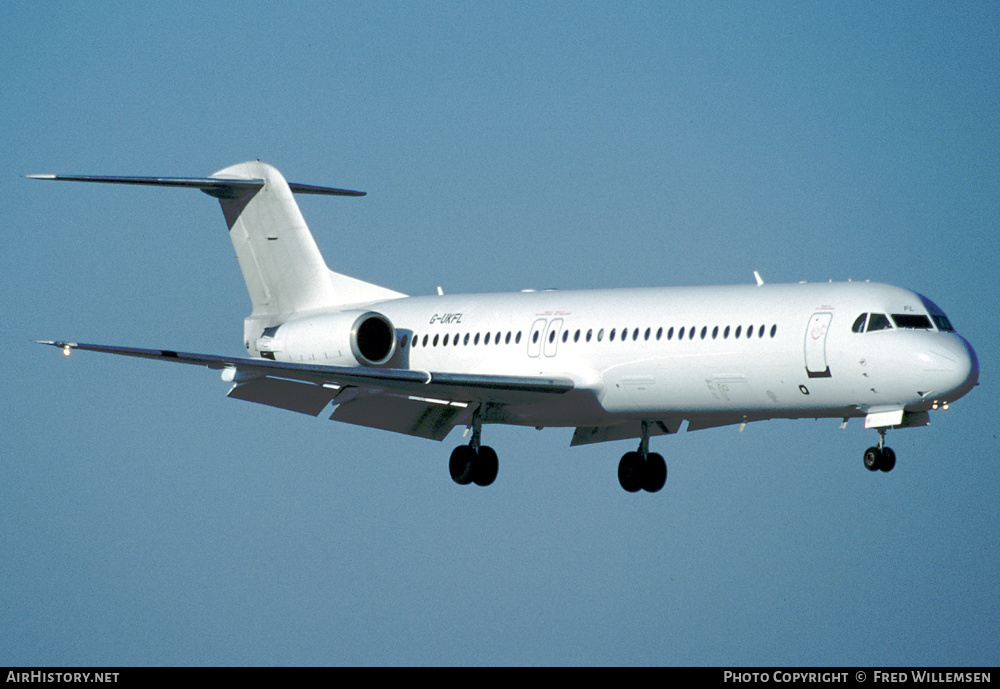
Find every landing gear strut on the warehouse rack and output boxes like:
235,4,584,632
618,421,667,493
449,406,499,487
863,428,896,473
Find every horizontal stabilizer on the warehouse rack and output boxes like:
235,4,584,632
26,173,365,198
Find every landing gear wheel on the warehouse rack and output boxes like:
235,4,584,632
473,446,499,486
449,445,476,485
618,451,645,493
643,453,667,493
879,447,896,473
863,447,881,472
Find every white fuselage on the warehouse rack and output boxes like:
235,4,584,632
264,280,978,432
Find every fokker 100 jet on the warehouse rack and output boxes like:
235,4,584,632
33,161,979,493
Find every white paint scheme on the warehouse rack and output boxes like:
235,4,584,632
35,161,979,490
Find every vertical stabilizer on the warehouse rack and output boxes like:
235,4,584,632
211,161,404,320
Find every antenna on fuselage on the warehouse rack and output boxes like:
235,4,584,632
753,271,764,286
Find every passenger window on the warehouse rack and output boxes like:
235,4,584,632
586,329,593,342
484,332,491,345
656,327,662,340
867,313,892,331
770,324,777,338
678,327,685,339
758,325,765,338
597,328,604,342
515,332,522,344
667,327,674,340
712,326,719,339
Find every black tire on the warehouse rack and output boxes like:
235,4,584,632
618,452,645,493
863,447,881,472
473,446,499,486
879,447,896,472
643,453,667,493
449,445,476,485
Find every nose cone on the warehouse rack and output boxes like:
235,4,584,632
926,336,979,402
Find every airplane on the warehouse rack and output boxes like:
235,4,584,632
32,161,979,493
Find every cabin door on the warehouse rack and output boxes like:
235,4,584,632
804,312,833,378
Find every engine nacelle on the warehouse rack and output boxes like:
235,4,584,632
256,310,396,367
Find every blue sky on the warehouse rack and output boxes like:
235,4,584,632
3,2,998,666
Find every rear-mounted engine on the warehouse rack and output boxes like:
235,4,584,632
256,310,396,367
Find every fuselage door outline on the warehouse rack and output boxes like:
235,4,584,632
527,318,547,358
805,311,833,378
543,318,564,358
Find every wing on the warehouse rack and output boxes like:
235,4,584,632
39,340,576,440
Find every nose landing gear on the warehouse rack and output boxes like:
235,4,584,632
863,428,896,472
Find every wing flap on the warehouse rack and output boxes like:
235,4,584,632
330,395,466,441
227,377,339,416
571,419,681,446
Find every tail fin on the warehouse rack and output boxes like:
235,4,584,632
29,161,406,320
211,161,404,319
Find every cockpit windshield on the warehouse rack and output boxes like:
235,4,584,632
891,314,933,329
867,313,892,331
918,294,956,332
931,314,954,332
852,309,952,333
852,313,892,332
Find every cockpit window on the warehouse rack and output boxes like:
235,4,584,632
931,314,954,332
891,314,933,330
866,313,892,331
852,314,868,333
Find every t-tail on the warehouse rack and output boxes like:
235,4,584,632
28,161,406,353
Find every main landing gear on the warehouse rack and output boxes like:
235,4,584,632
863,428,896,473
449,408,499,487
617,421,667,493
449,444,499,487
